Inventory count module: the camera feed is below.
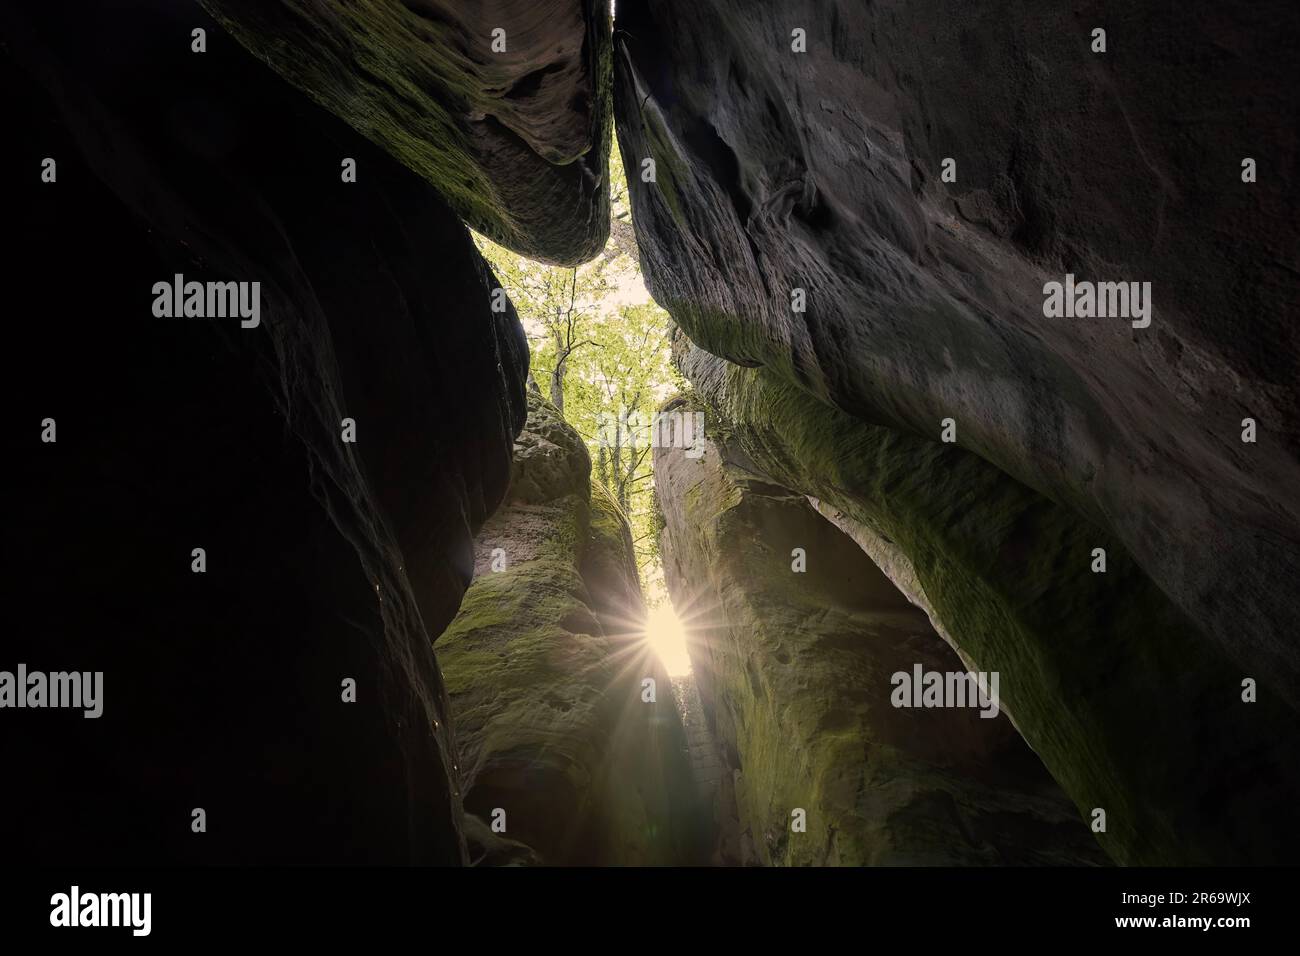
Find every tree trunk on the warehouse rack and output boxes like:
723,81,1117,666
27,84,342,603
611,416,623,507
550,329,566,413
616,407,633,513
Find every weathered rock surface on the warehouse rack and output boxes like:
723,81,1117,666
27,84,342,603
614,1,1300,706
439,394,702,865
204,0,613,264
4,2,527,863
672,342,1300,864
655,410,1107,866
8,0,1294,873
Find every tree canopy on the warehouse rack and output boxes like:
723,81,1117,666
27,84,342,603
474,146,682,598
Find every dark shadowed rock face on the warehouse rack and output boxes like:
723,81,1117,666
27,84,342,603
654,412,1107,866
672,342,1300,865
614,0,1300,706
3,2,527,863
439,395,702,865
203,0,613,264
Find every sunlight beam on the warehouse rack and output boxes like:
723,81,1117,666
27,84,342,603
644,603,692,677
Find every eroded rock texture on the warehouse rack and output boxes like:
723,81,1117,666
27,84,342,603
670,342,1300,865
203,0,613,264
4,2,527,863
614,1,1300,706
655,412,1107,866
439,394,702,865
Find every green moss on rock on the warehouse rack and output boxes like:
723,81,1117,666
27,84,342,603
674,347,1300,865
201,0,612,264
655,420,1107,865
439,393,702,864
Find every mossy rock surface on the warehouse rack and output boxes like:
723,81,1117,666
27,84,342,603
673,347,1300,865
203,0,612,264
439,393,701,865
612,0,1300,709
655,423,1107,866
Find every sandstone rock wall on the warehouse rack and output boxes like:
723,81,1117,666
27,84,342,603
204,0,613,263
613,0,1300,708
3,0,529,863
654,409,1108,866
668,345,1300,864
439,394,702,865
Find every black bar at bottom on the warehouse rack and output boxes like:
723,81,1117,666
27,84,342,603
0,866,1284,943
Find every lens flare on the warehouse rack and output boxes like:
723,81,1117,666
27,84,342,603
644,604,692,676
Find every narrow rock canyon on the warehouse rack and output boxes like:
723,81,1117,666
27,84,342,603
3,0,1296,873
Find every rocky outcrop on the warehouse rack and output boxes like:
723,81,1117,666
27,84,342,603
9,0,1294,873
204,0,612,264
439,394,701,865
655,411,1107,866
613,1,1300,706
671,343,1300,865
4,2,528,863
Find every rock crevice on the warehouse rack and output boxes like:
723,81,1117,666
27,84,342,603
664,343,1300,864
655,411,1108,866
440,394,703,865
